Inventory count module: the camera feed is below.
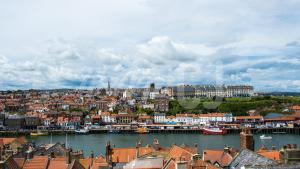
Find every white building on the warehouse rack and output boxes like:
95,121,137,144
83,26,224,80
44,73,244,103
176,114,194,125
154,113,166,124
100,112,116,124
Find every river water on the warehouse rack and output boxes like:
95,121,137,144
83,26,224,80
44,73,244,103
27,134,300,157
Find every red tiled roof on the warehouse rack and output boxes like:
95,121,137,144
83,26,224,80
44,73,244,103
14,158,25,168
79,158,93,169
48,157,68,169
91,156,109,169
257,150,281,161
203,149,233,167
168,145,197,161
0,138,16,145
111,148,137,163
23,156,49,169
111,147,154,163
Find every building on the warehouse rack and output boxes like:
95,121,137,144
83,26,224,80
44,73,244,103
96,100,108,112
172,85,195,98
24,116,40,129
203,147,238,168
4,115,25,130
154,97,169,112
100,112,116,124
154,113,166,124
176,114,194,124
159,87,173,96
116,114,137,124
235,116,264,127
194,85,254,98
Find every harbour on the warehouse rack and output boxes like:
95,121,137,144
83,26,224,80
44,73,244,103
25,133,300,157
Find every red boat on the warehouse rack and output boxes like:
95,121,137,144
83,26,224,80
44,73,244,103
203,127,226,135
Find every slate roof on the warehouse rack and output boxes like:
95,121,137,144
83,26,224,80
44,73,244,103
229,149,278,169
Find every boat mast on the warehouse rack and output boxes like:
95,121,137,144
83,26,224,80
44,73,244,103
65,133,68,149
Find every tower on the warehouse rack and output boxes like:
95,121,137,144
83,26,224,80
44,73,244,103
240,128,254,151
107,79,112,96
150,83,155,92
108,80,111,91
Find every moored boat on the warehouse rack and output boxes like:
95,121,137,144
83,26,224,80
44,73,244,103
75,126,89,134
260,135,272,139
109,129,120,134
30,131,48,136
203,127,226,135
135,127,149,134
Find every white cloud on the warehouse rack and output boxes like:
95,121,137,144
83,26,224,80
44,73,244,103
0,0,300,91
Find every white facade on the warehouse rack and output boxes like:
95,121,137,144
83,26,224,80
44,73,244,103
193,116,209,125
154,113,166,123
100,112,116,124
176,115,193,124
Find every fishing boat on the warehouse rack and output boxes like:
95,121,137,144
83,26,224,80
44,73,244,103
203,127,226,135
260,135,272,139
135,127,149,134
30,130,48,136
75,126,89,134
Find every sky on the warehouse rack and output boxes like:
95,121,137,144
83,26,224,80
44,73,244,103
0,0,300,92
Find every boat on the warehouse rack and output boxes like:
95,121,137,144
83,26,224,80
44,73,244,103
30,131,48,136
203,127,226,135
75,126,89,134
135,127,149,134
108,129,120,134
260,135,272,139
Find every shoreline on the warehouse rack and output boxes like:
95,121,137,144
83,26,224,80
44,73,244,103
1,127,300,136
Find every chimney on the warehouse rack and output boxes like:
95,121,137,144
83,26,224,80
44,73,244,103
105,142,111,163
224,146,230,153
65,149,71,164
50,151,55,158
240,128,254,151
90,151,94,159
26,148,33,160
191,154,201,167
136,147,139,158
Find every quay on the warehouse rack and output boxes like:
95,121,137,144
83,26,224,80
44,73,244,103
1,127,300,136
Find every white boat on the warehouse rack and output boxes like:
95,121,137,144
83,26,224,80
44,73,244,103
260,135,272,139
75,126,89,134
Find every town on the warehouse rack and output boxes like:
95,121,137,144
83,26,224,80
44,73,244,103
0,84,300,134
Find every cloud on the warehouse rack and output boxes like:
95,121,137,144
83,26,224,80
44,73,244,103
0,1,300,91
